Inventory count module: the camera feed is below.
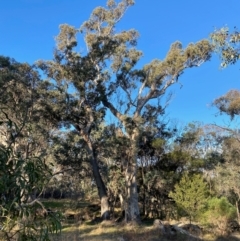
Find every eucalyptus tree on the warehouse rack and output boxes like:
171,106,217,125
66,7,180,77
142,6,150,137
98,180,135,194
0,56,61,240
81,0,212,222
0,56,54,159
38,0,212,222
214,135,240,224
37,22,111,220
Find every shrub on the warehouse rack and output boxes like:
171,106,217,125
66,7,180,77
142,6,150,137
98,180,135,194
199,197,237,235
169,173,209,223
0,119,61,240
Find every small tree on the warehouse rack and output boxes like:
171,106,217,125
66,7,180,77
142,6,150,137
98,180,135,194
169,173,209,223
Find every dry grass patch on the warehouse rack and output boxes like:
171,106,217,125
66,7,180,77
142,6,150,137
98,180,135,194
49,221,240,241
41,199,240,240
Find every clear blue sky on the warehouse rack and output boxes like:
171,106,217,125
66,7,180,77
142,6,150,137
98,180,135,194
1,0,240,126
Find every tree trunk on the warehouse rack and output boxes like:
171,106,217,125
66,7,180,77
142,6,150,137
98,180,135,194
124,129,141,223
140,158,147,217
91,150,110,220
125,167,140,223
84,135,110,220
236,200,240,225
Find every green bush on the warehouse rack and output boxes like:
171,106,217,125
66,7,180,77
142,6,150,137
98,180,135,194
169,173,209,223
199,197,236,235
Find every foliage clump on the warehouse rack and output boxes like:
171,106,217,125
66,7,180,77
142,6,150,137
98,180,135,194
0,137,62,240
199,197,236,235
169,174,209,223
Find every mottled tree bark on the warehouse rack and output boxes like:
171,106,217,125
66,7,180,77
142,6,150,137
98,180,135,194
124,129,141,223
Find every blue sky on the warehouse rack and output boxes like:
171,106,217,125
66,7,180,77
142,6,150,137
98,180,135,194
1,0,240,126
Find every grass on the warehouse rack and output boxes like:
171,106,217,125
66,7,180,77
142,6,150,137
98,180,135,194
50,223,240,241
51,221,201,241
52,222,160,241
42,198,240,241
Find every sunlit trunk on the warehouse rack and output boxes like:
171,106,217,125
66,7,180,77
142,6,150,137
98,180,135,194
124,129,141,223
125,165,140,223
